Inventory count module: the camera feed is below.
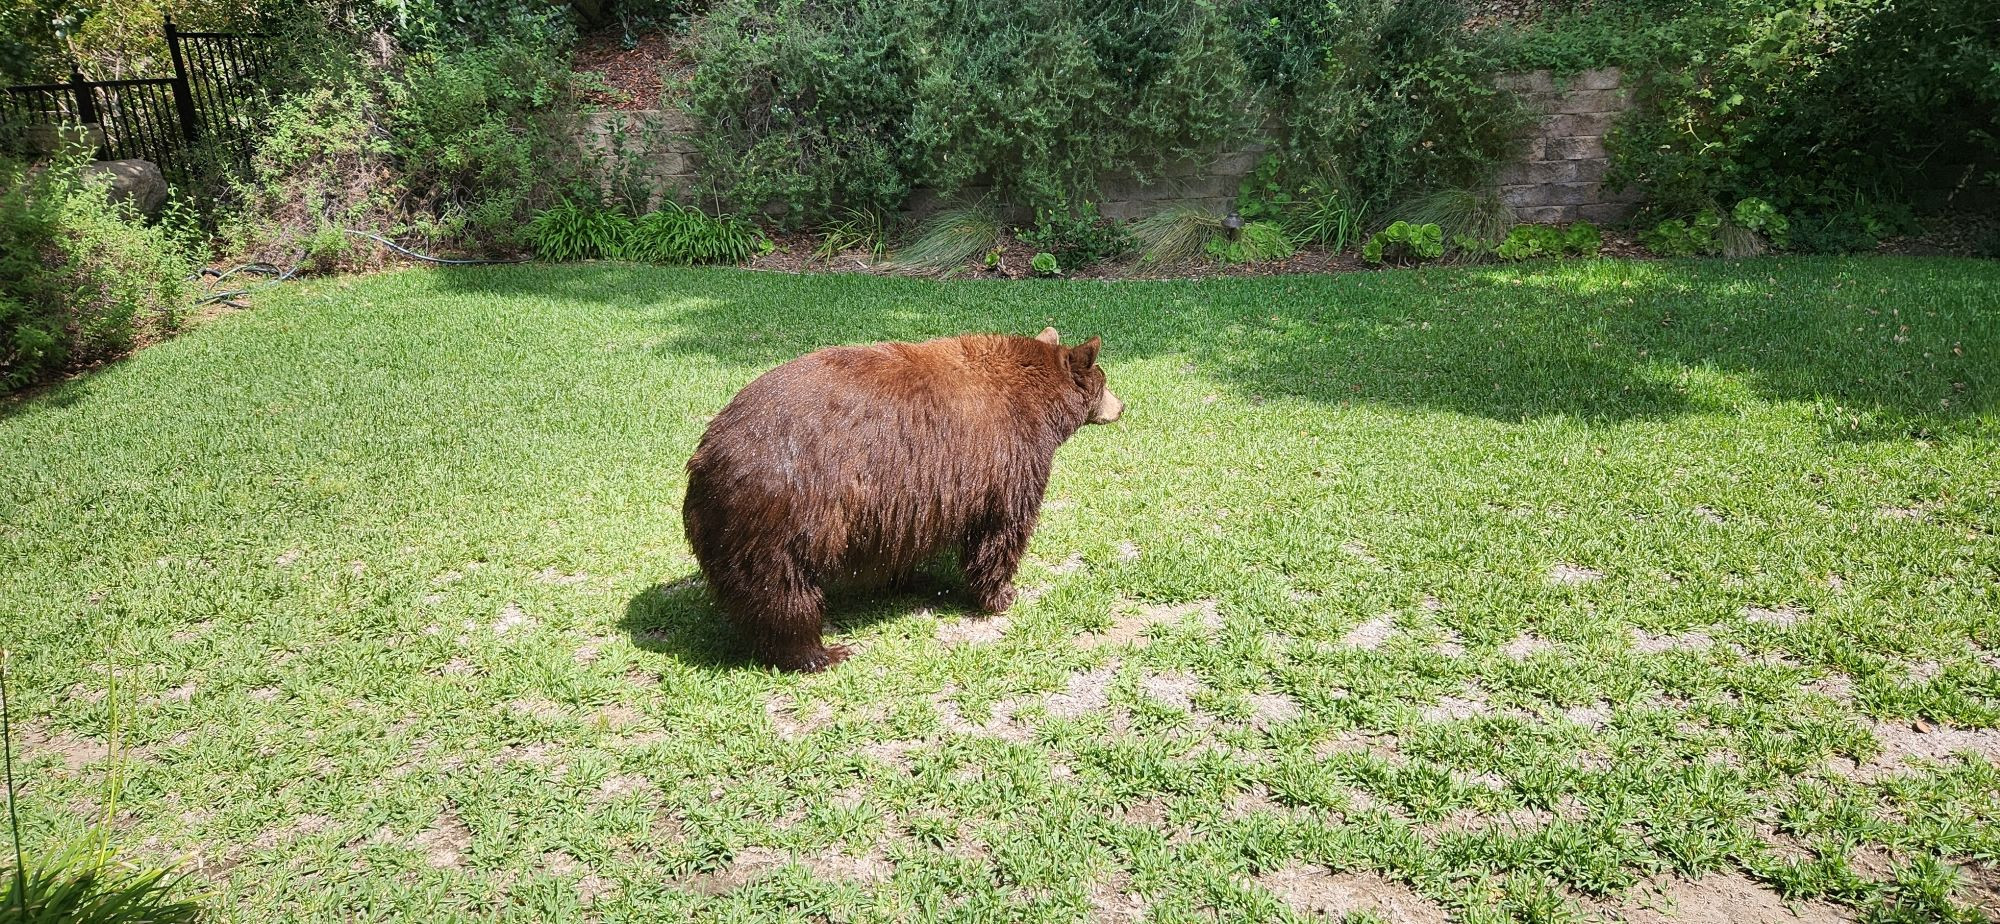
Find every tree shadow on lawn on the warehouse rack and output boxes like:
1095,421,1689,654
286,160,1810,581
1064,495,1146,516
620,569,976,673
436,257,2000,441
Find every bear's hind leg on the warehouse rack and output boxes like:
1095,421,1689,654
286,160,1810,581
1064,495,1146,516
716,563,847,672
962,518,1033,615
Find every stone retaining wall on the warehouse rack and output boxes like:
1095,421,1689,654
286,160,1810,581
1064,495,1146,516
572,68,1639,225
1492,68,1639,224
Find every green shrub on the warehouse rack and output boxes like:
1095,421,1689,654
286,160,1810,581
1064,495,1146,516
229,79,401,270
1236,156,1368,251
1017,201,1135,268
1494,222,1602,261
815,207,889,264
1730,197,1789,250
622,202,767,264
1398,186,1513,258
1205,221,1295,264
1564,222,1603,256
0,845,202,924
1599,0,1999,240
387,42,581,249
688,0,1248,226
1640,211,1722,257
1030,252,1061,276
1238,0,1524,214
1,154,201,392
526,199,634,261
1361,220,1444,265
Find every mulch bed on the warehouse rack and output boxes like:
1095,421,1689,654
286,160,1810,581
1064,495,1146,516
572,29,695,111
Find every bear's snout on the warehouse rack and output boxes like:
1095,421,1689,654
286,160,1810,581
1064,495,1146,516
1091,388,1124,424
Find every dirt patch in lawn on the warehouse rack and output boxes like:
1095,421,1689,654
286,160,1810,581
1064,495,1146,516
1501,632,1556,659
1607,871,1855,923
412,810,474,868
1081,598,1220,649
1630,627,1715,653
1257,864,1449,923
1849,719,2000,779
936,614,1010,645
17,724,109,770
681,846,893,895
1548,563,1604,586
766,695,834,741
1088,870,1149,922
1343,613,1396,650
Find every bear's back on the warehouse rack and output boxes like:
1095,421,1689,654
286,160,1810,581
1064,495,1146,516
685,334,1074,575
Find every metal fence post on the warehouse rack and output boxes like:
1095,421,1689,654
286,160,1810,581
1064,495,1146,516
164,15,200,143
66,70,107,158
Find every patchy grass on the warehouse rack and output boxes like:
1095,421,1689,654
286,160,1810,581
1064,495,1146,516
3,257,1998,923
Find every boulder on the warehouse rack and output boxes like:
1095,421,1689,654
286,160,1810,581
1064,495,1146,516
84,159,168,216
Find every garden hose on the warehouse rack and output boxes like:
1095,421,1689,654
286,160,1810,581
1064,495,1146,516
187,230,527,308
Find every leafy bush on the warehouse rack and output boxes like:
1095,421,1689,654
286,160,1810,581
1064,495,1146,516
1361,220,1444,265
1017,201,1135,268
526,199,635,261
1398,186,1513,258
1730,197,1789,250
1,154,201,392
1494,222,1602,261
1205,221,1295,264
386,42,581,248
1235,156,1368,251
1,629,204,923
688,0,1249,226
622,202,767,264
1640,210,1722,257
229,79,402,271
1030,252,1061,276
1599,0,1999,246
1238,0,1524,215
0,845,202,924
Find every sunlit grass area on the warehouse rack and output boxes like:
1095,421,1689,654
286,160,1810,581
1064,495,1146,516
3,257,1998,923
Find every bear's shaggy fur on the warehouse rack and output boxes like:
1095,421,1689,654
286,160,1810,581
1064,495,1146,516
683,328,1123,671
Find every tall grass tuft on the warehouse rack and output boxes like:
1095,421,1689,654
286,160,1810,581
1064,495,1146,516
882,204,1000,276
1397,186,1513,260
1132,206,1225,265
2,651,202,924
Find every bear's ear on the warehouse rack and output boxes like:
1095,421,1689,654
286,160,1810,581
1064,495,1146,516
1036,327,1061,345
1070,336,1101,370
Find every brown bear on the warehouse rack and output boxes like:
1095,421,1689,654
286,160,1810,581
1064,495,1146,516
682,327,1123,671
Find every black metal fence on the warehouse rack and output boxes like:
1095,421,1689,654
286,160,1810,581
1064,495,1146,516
0,16,268,184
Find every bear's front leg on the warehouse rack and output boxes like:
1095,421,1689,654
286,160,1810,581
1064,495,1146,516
962,519,1034,615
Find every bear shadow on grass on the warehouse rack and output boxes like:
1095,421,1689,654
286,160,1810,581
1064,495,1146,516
618,565,977,672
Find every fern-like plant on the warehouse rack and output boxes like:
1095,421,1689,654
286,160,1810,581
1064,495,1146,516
624,203,766,265
525,200,633,262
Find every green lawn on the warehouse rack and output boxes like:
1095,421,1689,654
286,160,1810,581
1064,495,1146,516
4,257,1999,923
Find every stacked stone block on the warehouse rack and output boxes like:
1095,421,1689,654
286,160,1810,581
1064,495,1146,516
1491,68,1639,224
569,109,703,210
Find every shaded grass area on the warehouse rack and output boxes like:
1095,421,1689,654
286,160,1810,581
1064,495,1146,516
2,257,1998,923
